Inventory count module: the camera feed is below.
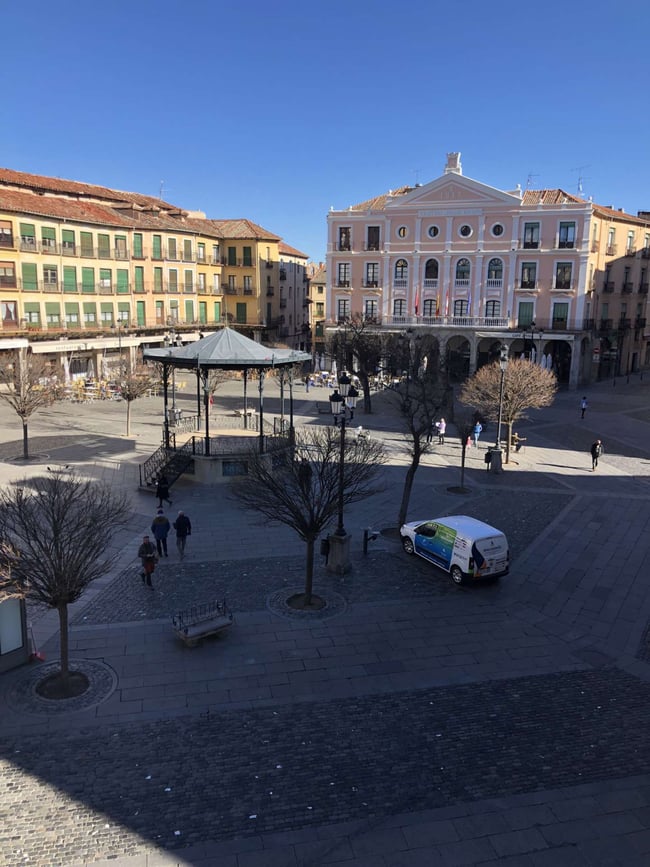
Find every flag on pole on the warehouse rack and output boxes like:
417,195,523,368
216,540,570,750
414,286,420,316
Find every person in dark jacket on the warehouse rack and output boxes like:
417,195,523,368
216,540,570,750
151,509,171,557
590,439,603,471
173,511,192,559
137,535,157,588
155,474,172,508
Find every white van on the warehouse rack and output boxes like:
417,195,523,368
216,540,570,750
400,515,509,585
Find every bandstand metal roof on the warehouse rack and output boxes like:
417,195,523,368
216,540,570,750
143,327,311,371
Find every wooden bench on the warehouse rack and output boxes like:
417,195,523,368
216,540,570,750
172,599,234,648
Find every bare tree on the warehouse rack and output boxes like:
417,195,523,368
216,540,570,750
460,358,557,463
328,315,384,413
380,334,450,527
454,412,476,492
118,364,158,436
0,348,62,459
0,469,129,696
230,426,386,607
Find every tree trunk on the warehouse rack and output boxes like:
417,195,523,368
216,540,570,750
397,454,419,528
57,601,70,685
22,418,29,459
460,443,467,487
304,536,315,605
126,400,131,436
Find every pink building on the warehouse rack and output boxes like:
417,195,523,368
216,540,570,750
326,153,650,388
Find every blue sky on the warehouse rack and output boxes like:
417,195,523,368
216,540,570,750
4,0,650,262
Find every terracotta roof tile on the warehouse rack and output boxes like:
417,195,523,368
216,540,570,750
279,241,308,258
521,189,585,205
206,219,281,241
591,204,650,226
350,185,415,211
0,167,180,210
0,188,131,228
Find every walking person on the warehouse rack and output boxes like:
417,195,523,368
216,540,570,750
156,473,172,508
436,418,446,445
473,420,483,448
151,508,171,557
426,419,436,443
581,396,588,419
173,510,192,560
590,439,603,471
137,534,157,588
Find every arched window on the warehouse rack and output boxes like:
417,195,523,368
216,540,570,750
487,258,503,280
394,259,408,280
453,299,468,316
393,298,406,317
424,258,439,280
455,258,470,281
423,299,436,317
485,300,501,318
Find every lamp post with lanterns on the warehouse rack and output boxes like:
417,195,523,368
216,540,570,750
327,370,359,573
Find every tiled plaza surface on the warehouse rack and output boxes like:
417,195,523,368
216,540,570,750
2,376,650,865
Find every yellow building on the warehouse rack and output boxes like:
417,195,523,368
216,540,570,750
0,168,305,371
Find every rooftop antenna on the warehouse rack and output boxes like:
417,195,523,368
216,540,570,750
570,165,591,197
159,180,170,200
526,172,540,190
413,168,421,187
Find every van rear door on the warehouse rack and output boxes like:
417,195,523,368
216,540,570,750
472,534,509,577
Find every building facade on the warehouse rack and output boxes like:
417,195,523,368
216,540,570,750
326,153,650,387
278,242,310,351
0,168,305,372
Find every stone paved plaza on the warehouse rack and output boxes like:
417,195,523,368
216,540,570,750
2,375,650,865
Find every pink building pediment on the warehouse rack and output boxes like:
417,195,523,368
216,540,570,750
387,174,523,209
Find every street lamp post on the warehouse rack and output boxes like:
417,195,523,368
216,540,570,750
490,344,509,474
327,371,359,574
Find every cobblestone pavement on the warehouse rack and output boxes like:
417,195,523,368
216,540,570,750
72,487,565,626
4,380,650,864
2,669,650,866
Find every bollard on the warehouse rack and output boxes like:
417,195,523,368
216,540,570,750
363,528,379,555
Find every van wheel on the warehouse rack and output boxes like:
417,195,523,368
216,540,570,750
401,537,414,555
450,565,464,585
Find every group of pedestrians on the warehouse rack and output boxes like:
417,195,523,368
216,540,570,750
137,474,192,589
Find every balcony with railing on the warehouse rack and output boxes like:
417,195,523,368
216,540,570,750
454,278,470,288
97,283,114,295
625,246,637,257
517,280,538,290
485,278,503,289
337,243,351,252
363,281,381,289
393,279,408,289
552,281,573,291
591,240,600,253
640,283,649,295
40,240,59,255
623,282,634,293
0,233,15,249
266,288,274,296
20,238,38,252
279,269,287,281
181,251,195,263
522,239,540,249
618,318,632,331
423,278,438,289
279,298,287,309
243,287,255,295
224,285,238,295
642,247,650,259
599,319,613,333
0,275,17,288
603,282,615,293
336,280,351,288
606,244,618,256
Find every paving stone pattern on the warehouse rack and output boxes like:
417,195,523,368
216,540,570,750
1,669,649,866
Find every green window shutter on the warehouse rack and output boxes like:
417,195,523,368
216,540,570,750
63,266,77,292
183,239,192,260
517,301,534,327
213,301,221,322
21,263,38,291
152,235,162,259
136,301,146,326
98,234,110,257
154,267,163,291
185,300,194,322
133,233,143,258
155,300,163,319
199,301,207,323
168,238,177,259
83,302,96,313
64,302,80,325
42,227,56,240
20,223,35,237
45,302,60,314
81,267,95,293
116,269,129,293
236,302,246,323
99,268,112,288
23,302,40,313
134,266,144,292
168,270,178,291
65,302,79,313
117,301,130,315
228,246,237,266
62,229,75,251
243,246,252,266
80,231,94,256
